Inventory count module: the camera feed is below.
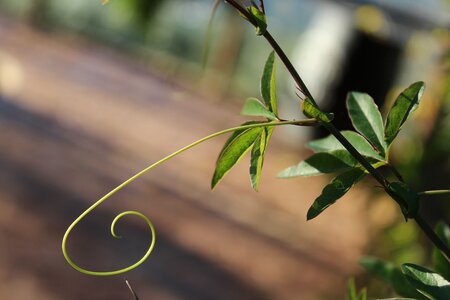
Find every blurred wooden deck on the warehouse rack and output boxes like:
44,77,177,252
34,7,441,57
0,18,371,300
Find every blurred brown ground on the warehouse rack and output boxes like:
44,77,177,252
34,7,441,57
0,17,372,300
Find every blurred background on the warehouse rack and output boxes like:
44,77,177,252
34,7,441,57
0,0,449,299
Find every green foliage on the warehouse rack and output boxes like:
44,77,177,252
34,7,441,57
277,150,358,178
250,127,272,190
278,82,429,220
387,181,420,220
301,97,334,123
211,126,262,189
347,278,367,300
346,92,386,156
64,5,450,300
402,263,450,300
385,82,425,147
362,221,450,299
176,4,449,298
247,6,267,35
360,257,427,299
212,51,279,190
241,97,277,120
307,168,365,220
307,130,384,161
261,51,278,115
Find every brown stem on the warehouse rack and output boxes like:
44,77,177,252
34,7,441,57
415,215,450,260
259,0,265,14
262,32,315,102
225,0,254,21
388,164,405,183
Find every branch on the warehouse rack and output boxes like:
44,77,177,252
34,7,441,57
223,0,450,257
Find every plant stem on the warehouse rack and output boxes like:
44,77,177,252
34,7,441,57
233,3,385,183
262,31,392,189
415,215,450,260
224,0,450,256
267,30,450,259
263,32,314,103
225,1,316,104
259,0,265,14
418,189,450,196
387,164,405,183
226,0,389,186
323,123,389,187
266,38,450,255
225,0,251,19
263,34,390,188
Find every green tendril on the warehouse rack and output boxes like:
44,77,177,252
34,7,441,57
62,118,317,276
63,211,156,276
418,189,450,196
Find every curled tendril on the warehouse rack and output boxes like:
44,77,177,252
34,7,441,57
62,119,317,276
63,210,155,276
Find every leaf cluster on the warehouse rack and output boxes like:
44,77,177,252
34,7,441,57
238,2,268,36
209,50,448,300
212,51,426,221
280,82,425,220
211,52,278,191
359,223,450,299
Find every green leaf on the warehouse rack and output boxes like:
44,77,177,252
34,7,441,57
402,263,450,300
347,278,358,300
347,277,367,300
241,98,277,120
247,6,267,35
277,150,358,178
432,223,450,281
358,288,367,300
347,92,386,155
250,127,271,191
261,51,277,115
216,121,261,159
302,97,334,123
385,82,425,146
212,127,262,189
359,288,367,300
308,130,385,161
387,182,419,220
307,168,365,220
360,257,428,299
